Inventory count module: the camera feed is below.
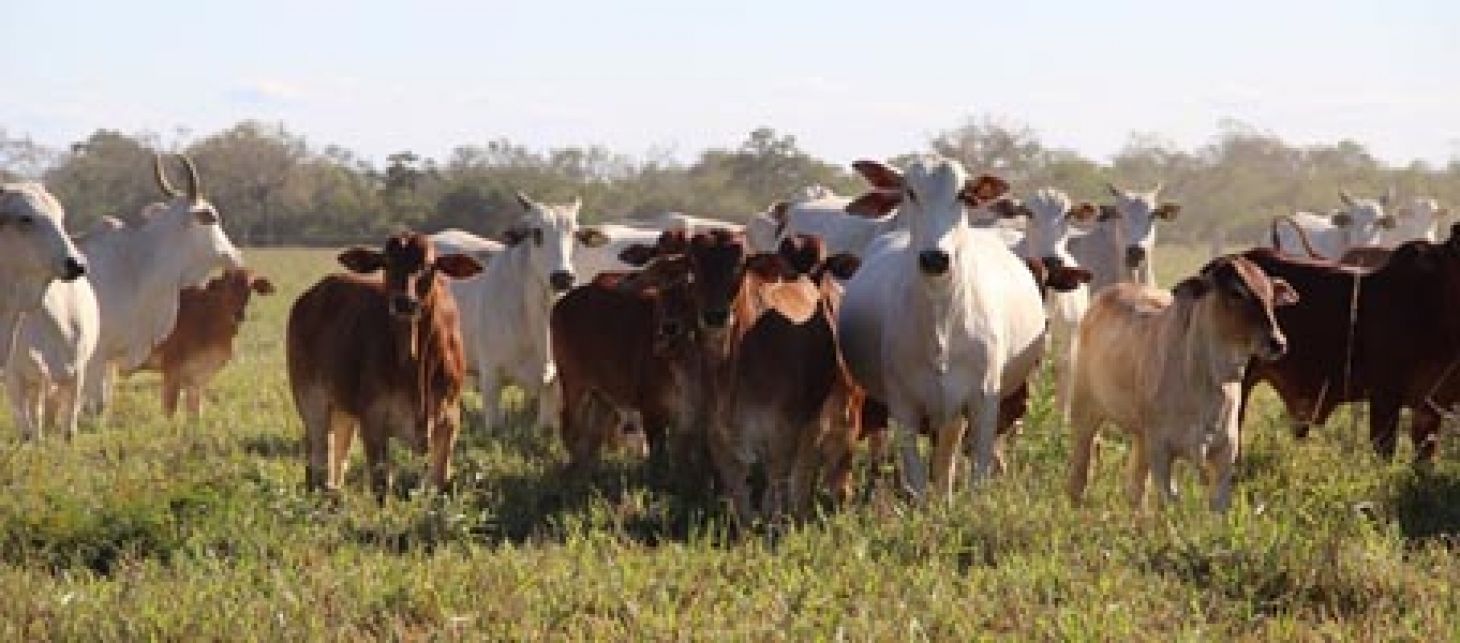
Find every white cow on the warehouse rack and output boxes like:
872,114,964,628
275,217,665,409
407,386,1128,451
79,153,244,413
1069,183,1181,292
571,222,660,280
7,276,99,441
1066,255,1297,511
1019,189,1098,421
838,156,1046,497
753,164,908,257
1384,197,1448,245
1270,189,1395,259
0,183,88,366
450,193,607,432
428,228,504,265
628,212,744,235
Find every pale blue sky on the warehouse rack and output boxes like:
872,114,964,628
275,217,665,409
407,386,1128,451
4,0,1457,166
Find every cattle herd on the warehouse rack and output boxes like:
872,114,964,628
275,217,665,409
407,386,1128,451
1,152,1455,522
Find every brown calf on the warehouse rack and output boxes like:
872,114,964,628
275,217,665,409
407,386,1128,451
287,232,482,498
139,268,274,418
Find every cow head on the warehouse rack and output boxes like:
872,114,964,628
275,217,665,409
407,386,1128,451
0,182,87,312
339,232,483,320
619,228,751,331
1332,188,1395,247
1390,197,1447,242
1023,188,1096,270
1099,182,1180,274
150,153,246,287
205,268,276,324
1172,255,1298,363
502,192,608,294
847,156,1009,280
606,254,697,352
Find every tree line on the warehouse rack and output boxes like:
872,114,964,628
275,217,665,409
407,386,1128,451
1,118,1455,247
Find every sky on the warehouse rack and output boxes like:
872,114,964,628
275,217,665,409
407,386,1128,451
4,0,1458,168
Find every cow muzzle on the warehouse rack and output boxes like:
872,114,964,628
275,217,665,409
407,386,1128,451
918,250,951,276
549,270,575,292
1124,246,1147,269
60,257,86,281
389,295,421,318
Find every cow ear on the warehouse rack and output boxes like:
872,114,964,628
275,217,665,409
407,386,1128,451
1377,215,1397,230
745,253,792,280
657,229,690,254
576,226,609,248
845,190,901,217
822,253,862,280
1331,212,1353,227
1097,205,1121,221
618,244,658,267
503,226,529,246
1172,275,1210,300
985,198,1028,219
338,247,386,274
1046,267,1093,292
962,174,1011,205
1437,207,1451,218
1339,190,1356,208
851,160,903,190
1067,202,1098,222
1155,203,1182,220
1269,277,1299,307
251,276,276,295
435,253,484,279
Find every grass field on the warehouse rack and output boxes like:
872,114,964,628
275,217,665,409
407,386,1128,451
2,246,1458,640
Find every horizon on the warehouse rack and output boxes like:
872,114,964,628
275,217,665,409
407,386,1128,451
5,1,1458,168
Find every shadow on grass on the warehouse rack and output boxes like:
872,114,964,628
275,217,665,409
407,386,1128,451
240,432,299,459
1391,468,1460,545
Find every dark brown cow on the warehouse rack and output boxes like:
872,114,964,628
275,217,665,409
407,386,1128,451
713,236,861,523
1338,245,1393,269
1242,227,1460,461
138,268,274,418
287,232,482,498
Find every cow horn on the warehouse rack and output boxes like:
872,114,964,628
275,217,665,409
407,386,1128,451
154,153,182,198
177,153,202,201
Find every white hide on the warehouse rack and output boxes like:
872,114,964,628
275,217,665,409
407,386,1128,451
1272,191,1393,259
838,156,1047,497
1384,197,1448,245
7,276,99,440
1019,189,1093,421
429,229,504,265
0,183,87,367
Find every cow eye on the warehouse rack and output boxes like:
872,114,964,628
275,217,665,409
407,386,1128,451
16,215,33,225
905,188,918,205
533,228,544,246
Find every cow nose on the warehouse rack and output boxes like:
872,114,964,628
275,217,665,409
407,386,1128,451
1040,255,1065,271
389,295,420,317
61,257,86,281
703,308,729,328
549,270,575,292
918,250,951,275
1125,246,1147,269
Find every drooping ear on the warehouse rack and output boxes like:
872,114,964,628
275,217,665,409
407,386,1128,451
1339,190,1356,208
1331,212,1354,227
1046,266,1093,292
338,247,386,273
250,276,276,295
845,190,902,217
1269,277,1299,307
1154,203,1182,220
576,226,609,248
618,244,659,267
745,253,792,280
435,253,484,279
961,174,1011,205
851,160,903,190
1067,202,1098,222
1376,214,1397,230
503,226,530,246
1172,275,1211,300
821,253,861,280
1098,205,1121,221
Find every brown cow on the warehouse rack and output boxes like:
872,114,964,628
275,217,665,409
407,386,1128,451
287,232,482,498
713,235,861,523
1337,245,1392,269
138,268,274,419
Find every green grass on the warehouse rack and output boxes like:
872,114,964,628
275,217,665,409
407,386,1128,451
1,246,1458,639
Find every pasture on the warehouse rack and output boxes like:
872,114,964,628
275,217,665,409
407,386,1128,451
2,245,1458,639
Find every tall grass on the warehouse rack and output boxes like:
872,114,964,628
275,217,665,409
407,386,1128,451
0,246,1456,639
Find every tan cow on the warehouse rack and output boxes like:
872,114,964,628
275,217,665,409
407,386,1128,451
137,268,275,419
1066,255,1298,511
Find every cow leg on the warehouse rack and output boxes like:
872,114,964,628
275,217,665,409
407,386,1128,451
930,416,966,499
428,412,460,491
708,424,753,526
1065,403,1101,505
7,375,38,441
1410,407,1442,464
161,373,181,419
966,392,1002,486
1368,394,1403,460
185,386,203,420
360,422,391,502
299,389,332,492
80,357,109,418
535,377,562,433
1124,434,1151,509
55,380,81,442
326,410,356,490
1204,444,1236,512
477,370,502,433
1146,438,1178,508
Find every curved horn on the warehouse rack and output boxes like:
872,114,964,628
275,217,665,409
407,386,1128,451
154,153,181,198
177,153,202,201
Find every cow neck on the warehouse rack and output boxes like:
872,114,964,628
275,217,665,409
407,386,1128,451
1170,295,1249,388
79,219,199,369
908,248,971,376
487,243,557,357
397,278,454,432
